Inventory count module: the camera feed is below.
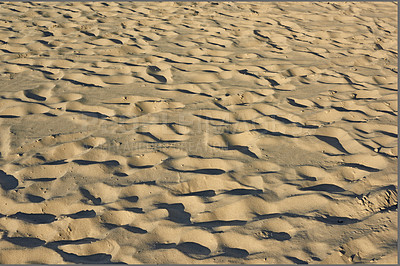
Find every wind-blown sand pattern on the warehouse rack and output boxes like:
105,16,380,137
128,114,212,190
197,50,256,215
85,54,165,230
0,1,398,264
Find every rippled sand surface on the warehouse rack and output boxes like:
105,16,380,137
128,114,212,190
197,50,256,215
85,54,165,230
0,1,397,264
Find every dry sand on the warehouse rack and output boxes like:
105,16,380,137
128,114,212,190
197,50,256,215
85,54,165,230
0,1,398,264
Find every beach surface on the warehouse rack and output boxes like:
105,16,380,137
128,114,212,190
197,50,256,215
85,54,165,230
0,1,398,264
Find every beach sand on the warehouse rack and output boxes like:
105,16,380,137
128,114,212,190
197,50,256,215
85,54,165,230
0,1,397,264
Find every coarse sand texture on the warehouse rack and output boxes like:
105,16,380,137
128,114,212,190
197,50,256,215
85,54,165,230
0,1,397,264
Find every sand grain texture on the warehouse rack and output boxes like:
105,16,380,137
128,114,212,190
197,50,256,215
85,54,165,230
0,1,397,264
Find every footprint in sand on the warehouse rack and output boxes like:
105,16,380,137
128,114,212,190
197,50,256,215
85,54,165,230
137,124,190,142
165,156,243,175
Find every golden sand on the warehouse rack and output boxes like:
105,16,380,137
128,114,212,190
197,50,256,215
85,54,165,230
0,1,397,264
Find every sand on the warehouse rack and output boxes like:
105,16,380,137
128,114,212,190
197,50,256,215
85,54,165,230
0,1,397,264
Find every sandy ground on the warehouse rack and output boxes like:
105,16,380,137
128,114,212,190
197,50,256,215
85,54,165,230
0,1,398,264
